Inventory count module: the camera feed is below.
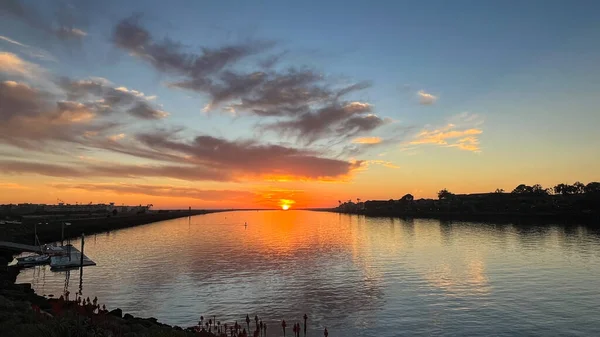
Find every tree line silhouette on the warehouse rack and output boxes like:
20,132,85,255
336,181,600,220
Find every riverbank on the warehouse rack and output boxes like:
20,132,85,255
0,210,223,245
329,209,600,224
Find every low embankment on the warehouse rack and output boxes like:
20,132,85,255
1,210,222,245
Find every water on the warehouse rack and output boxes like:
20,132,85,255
16,211,600,336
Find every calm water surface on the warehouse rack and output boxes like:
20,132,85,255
17,211,600,336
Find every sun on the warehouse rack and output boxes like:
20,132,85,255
278,198,295,210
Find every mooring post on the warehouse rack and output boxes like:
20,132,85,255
80,233,85,267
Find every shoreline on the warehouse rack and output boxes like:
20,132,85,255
0,210,226,336
1,210,224,246
324,209,600,224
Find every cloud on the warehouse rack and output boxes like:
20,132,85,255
417,90,437,105
0,181,29,189
264,101,386,144
111,16,384,143
0,159,230,181
0,79,119,149
127,101,169,119
0,52,39,77
0,159,84,177
0,0,87,41
58,77,167,119
51,183,256,201
55,27,87,40
133,131,365,181
352,137,382,144
0,35,57,62
409,113,483,152
108,133,126,142
0,35,25,47
366,160,400,169
113,15,269,78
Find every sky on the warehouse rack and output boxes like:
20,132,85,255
1,0,599,209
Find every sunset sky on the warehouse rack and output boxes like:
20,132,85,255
1,0,599,209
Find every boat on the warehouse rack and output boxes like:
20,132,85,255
42,244,66,256
16,254,50,267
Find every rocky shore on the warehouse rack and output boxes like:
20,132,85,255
0,259,216,336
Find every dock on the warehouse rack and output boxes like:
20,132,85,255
50,244,96,271
0,241,43,254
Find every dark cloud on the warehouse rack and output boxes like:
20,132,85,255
111,16,384,144
0,0,87,41
127,101,168,120
57,77,168,118
264,101,383,144
113,14,269,77
0,159,230,181
132,131,364,180
0,160,84,177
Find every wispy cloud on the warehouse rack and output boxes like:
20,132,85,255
409,113,483,152
0,35,57,62
51,183,256,201
417,90,437,105
352,136,382,144
0,52,41,77
0,0,87,41
367,160,400,169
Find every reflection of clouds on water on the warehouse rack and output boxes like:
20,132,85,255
16,212,600,336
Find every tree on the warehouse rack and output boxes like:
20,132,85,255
554,183,573,195
573,181,585,194
400,193,414,202
531,184,548,195
512,184,533,194
585,182,600,194
438,189,454,200
494,188,504,193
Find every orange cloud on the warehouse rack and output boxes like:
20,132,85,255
0,52,36,77
352,136,382,144
410,124,482,152
367,160,400,169
50,183,255,202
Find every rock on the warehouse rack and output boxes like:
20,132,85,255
108,308,122,318
124,313,134,320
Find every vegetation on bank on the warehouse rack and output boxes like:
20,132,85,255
335,181,600,218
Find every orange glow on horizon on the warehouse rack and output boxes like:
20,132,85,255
281,204,290,210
